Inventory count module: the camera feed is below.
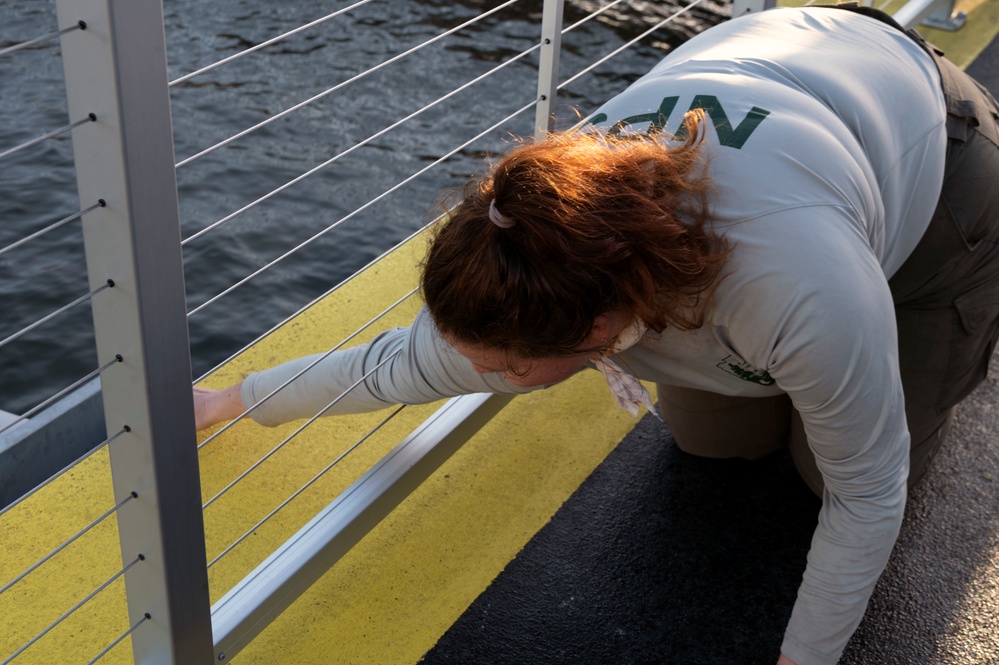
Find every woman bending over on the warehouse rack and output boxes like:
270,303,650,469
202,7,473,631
196,7,999,665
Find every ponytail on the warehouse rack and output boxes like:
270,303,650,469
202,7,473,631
421,111,728,358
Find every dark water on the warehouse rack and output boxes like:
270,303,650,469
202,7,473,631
0,0,724,415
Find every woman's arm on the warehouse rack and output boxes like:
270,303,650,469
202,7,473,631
702,208,910,665
194,307,533,430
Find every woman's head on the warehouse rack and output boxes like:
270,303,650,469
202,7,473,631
421,111,727,364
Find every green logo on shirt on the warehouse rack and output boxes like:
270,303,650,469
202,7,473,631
591,95,770,150
717,355,775,385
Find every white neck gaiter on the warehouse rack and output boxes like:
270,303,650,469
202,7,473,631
589,319,659,419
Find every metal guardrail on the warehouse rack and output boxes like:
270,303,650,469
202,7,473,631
0,0,964,662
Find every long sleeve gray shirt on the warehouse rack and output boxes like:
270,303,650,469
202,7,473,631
242,8,947,665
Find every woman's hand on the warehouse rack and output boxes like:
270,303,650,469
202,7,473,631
777,654,798,665
193,383,246,430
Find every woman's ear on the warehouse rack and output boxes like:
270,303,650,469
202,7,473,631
587,315,613,346
584,308,634,349
586,312,629,348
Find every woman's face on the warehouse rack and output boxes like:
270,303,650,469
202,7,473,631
451,341,593,387
448,310,631,388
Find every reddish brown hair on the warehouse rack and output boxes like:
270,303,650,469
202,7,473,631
421,111,728,358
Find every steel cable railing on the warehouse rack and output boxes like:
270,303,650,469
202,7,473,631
0,200,105,258
0,21,104,433
0,279,113,352
0,13,137,662
194,229,430,384
173,0,523,169
561,0,632,35
181,36,542,246
84,612,151,665
0,491,137,596
560,0,712,93
0,113,95,162
168,0,377,88
198,286,419,449
207,405,406,568
0,15,107,481
1,555,144,665
186,96,536,319
201,351,402,511
0,354,122,437
180,0,637,249
0,20,85,58
0,426,129,521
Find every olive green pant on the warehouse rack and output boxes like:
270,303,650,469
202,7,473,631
657,388,954,497
660,49,999,497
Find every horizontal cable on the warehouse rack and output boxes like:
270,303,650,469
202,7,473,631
175,0,522,168
0,554,143,665
560,0,709,93
562,0,631,36
169,0,377,87
203,350,401,509
194,226,432,384
0,113,96,162
0,279,114,352
0,20,85,58
0,354,123,437
85,612,150,665
187,96,537,318
0,491,137,596
0,426,129,521
208,404,406,568
198,286,418,450
0,200,105,258
182,39,542,245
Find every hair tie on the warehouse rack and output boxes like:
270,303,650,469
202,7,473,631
488,199,516,229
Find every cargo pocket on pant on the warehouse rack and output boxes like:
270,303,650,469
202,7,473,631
939,280,999,410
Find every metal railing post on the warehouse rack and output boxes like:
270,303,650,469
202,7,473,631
53,0,214,662
731,0,777,17
895,0,967,30
534,0,565,140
